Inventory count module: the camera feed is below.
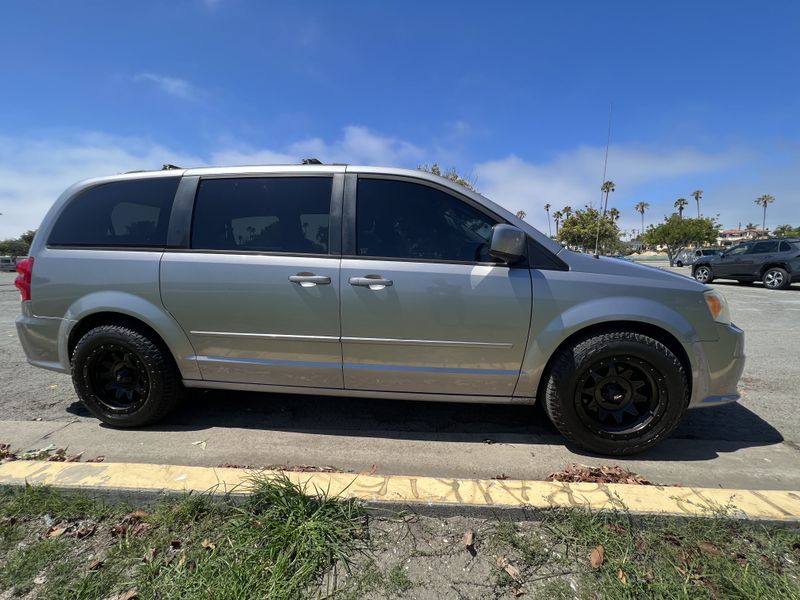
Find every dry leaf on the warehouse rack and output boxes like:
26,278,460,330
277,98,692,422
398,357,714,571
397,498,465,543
88,559,104,571
143,547,157,562
86,455,105,463
495,555,521,582
126,511,149,521
607,523,627,534
697,541,724,557
547,463,656,485
644,565,655,582
463,529,475,548
201,538,216,551
47,526,67,538
617,569,628,586
511,585,524,597
493,473,510,480
74,525,96,539
368,463,378,475
590,544,605,569
170,539,182,549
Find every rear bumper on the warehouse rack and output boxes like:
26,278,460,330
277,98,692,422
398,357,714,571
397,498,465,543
15,304,70,373
688,322,745,408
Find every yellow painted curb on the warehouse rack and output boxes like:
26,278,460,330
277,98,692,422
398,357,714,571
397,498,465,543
1,461,800,521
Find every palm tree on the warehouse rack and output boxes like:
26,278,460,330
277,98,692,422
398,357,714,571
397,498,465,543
674,197,689,218
691,189,703,217
754,195,775,232
600,181,615,215
544,203,552,236
515,210,526,220
634,202,650,235
552,210,563,237
608,207,620,222
562,205,573,219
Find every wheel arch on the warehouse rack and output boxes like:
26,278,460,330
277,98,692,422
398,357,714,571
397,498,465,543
534,320,693,405
61,291,201,380
759,262,790,278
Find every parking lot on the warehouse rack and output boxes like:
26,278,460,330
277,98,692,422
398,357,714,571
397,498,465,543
1,266,799,490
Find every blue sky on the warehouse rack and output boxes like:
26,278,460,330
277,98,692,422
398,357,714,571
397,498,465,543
1,0,798,238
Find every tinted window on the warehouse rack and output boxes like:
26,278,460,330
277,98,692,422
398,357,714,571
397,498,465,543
726,244,750,256
779,241,794,252
49,177,180,247
356,178,498,262
752,241,779,253
702,249,719,255
191,177,331,254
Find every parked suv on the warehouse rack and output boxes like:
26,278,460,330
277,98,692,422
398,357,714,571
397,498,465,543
15,164,745,455
692,239,800,289
675,248,719,268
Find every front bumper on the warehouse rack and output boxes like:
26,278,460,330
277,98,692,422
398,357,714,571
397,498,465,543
688,322,746,408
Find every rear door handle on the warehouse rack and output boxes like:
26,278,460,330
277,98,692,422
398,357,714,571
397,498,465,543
349,276,393,289
289,273,331,287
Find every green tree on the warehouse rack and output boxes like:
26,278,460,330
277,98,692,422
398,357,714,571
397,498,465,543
543,203,552,236
773,224,800,238
674,198,688,218
417,163,477,191
642,215,718,266
634,202,649,237
608,207,620,221
754,194,775,232
691,189,703,217
0,238,30,258
559,206,623,253
515,210,526,220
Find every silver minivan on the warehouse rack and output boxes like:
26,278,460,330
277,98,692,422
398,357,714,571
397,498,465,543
15,164,745,455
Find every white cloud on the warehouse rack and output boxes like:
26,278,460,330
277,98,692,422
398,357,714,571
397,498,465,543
475,145,748,234
135,73,198,101
0,127,795,240
0,127,425,238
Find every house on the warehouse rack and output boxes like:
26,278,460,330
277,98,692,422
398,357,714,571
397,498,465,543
716,228,769,247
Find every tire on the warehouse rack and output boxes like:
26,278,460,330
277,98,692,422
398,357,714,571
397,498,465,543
763,267,790,290
675,261,683,267
693,265,713,283
71,324,185,427
542,330,688,455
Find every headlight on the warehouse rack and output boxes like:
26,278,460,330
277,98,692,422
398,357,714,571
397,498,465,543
704,290,731,325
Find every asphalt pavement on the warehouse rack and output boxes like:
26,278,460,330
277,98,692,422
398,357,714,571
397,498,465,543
1,266,798,490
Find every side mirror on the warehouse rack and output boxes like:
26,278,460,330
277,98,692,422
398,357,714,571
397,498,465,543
489,224,526,264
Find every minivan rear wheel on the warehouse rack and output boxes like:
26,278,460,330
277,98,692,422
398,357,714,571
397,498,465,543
542,330,688,455
71,324,185,427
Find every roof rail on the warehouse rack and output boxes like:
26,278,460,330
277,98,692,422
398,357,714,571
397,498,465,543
162,164,182,170
301,158,322,165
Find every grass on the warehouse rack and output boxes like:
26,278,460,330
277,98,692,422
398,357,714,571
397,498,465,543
501,509,800,599
0,475,367,600
0,482,798,599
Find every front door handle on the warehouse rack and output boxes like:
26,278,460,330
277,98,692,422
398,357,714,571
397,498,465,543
349,275,393,290
289,273,331,287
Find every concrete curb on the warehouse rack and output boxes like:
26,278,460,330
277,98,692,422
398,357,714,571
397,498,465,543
1,460,800,522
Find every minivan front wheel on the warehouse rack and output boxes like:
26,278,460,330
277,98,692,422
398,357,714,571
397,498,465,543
71,324,185,427
542,330,688,455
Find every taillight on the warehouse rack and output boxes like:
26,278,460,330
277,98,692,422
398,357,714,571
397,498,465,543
14,257,33,302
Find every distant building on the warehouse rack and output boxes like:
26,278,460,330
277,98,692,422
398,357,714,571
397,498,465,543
716,228,769,247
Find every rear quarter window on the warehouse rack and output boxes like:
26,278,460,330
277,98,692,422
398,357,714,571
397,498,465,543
48,177,180,248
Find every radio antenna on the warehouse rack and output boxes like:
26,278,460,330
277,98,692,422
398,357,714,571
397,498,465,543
593,102,613,258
